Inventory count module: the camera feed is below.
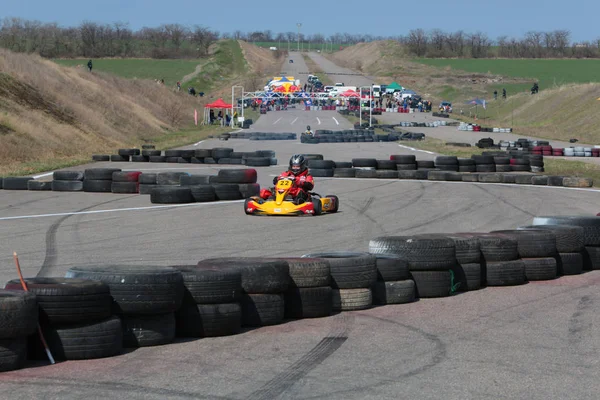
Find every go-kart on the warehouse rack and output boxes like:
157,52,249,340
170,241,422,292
244,177,338,216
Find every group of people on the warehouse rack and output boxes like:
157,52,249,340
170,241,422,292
208,109,231,125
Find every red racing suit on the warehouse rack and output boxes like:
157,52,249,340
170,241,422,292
260,169,314,200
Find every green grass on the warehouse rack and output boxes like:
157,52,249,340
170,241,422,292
414,58,600,94
54,58,202,87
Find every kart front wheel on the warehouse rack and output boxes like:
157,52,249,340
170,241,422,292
244,198,254,215
326,195,339,213
312,199,322,216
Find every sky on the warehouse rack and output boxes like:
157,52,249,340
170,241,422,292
3,0,596,42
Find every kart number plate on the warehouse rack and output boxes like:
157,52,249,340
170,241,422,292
274,208,281,213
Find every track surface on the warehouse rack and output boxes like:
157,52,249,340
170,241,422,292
1,52,600,399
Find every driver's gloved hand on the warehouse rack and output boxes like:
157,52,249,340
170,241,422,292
273,177,279,185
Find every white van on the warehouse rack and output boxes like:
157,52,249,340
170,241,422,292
372,85,381,98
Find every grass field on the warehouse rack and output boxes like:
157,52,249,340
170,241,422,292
252,41,339,52
54,58,202,87
414,58,600,94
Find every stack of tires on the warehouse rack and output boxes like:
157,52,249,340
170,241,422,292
493,156,512,172
471,155,496,173
510,156,530,172
83,168,121,193
375,159,398,179
352,158,378,179
3,177,33,190
308,159,335,177
391,155,417,171
52,170,84,192
446,235,482,291
151,172,194,204
281,258,333,318
369,254,416,305
332,161,355,178
138,172,158,194
301,252,377,311
369,235,455,298
111,148,139,162
5,278,122,361
245,150,277,167
457,158,476,173
173,265,243,338
528,154,545,173
217,169,259,199
531,216,600,271
65,266,184,348
196,258,290,327
491,230,558,281
466,233,526,286
518,225,585,275
112,171,141,194
0,290,37,371
434,156,459,172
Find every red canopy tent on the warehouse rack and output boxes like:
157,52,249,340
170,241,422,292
340,89,359,97
204,98,234,125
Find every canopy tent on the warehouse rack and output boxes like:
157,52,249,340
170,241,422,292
203,98,234,126
465,98,487,119
340,89,360,97
386,82,403,92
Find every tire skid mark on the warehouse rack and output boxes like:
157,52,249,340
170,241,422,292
0,194,61,212
474,184,536,218
37,197,136,277
245,314,354,400
568,295,593,345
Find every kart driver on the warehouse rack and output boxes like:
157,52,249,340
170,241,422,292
304,125,314,136
259,154,314,203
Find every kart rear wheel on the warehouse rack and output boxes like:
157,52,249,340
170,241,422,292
326,195,339,213
244,198,253,215
312,199,322,216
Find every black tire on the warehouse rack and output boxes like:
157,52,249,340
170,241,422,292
491,230,557,258
121,313,175,347
149,156,166,163
111,181,139,194
301,252,377,289
355,169,377,178
83,180,112,192
217,169,258,184
458,158,476,166
309,168,334,177
417,160,435,169
112,171,141,182
190,185,217,202
195,149,211,158
170,265,242,304
369,234,456,271
118,149,140,156
0,290,38,339
522,257,557,281
0,337,27,372
466,233,519,262
164,150,183,158
30,316,123,360
376,170,399,179
334,161,353,168
92,155,110,161
139,184,157,195
211,148,234,159
180,174,210,185
278,258,331,288
396,163,417,171
142,150,161,156
150,187,194,204
52,180,83,192
471,155,495,164
138,173,157,184
373,280,415,305
410,270,451,298
285,287,332,318
241,293,284,327
558,252,583,275
427,171,448,181
532,216,600,246
110,155,129,162
84,168,121,180
212,184,242,200
370,254,410,281
452,263,482,291
332,288,372,311
390,155,416,164
583,246,600,270
517,225,584,253
352,158,378,168
308,160,336,169
245,157,271,167
197,258,290,294
239,183,260,198
486,260,526,286
175,302,242,337
376,160,397,170
27,181,52,191
434,156,458,165
512,165,531,173
132,155,149,162
4,278,111,325
157,172,189,185
53,171,84,181
3,177,33,190
65,265,184,315
446,235,481,264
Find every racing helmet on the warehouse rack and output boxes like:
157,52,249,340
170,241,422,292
306,125,311,131
289,154,307,175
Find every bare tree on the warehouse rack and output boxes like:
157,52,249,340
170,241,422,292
407,29,428,57
192,25,217,56
163,23,188,52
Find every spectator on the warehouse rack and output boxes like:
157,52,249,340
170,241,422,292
176,81,181,92
502,88,507,99
493,90,498,100
209,110,215,124
87,59,93,72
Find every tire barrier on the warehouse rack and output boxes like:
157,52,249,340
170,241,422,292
226,132,297,141
2,214,600,371
459,123,513,133
478,138,600,158
92,147,277,166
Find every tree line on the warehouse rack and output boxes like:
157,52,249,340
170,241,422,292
2,17,600,59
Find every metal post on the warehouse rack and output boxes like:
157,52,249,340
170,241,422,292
359,87,362,127
369,85,373,127
296,23,302,52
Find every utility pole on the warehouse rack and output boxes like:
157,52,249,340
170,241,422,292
297,23,302,52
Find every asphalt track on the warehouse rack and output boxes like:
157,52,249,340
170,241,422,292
1,52,600,399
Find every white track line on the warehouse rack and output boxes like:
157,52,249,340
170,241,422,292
332,117,340,125
193,140,205,146
317,117,321,125
398,144,436,155
273,117,282,125
291,117,298,125
0,200,246,222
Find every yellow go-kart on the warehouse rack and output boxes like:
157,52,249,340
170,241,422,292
244,177,338,216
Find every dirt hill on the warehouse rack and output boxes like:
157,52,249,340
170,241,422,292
0,49,203,175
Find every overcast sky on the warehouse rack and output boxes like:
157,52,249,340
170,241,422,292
2,0,595,42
